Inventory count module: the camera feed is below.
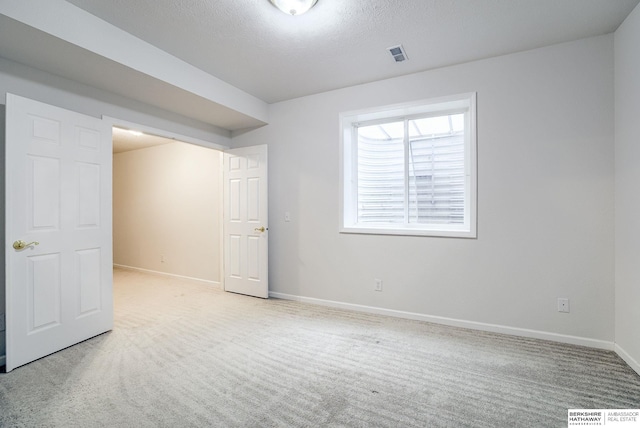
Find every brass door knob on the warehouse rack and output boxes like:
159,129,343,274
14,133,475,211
254,227,266,233
13,240,39,250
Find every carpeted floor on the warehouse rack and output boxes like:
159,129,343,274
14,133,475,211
1,268,639,427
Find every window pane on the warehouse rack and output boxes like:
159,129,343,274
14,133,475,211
451,114,464,132
410,116,451,137
357,121,405,223
408,114,465,224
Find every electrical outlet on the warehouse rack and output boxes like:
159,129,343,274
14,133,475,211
374,279,383,292
0,313,5,331
284,212,291,222
557,298,570,313
161,255,165,263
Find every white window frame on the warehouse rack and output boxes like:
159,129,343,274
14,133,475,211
339,93,477,238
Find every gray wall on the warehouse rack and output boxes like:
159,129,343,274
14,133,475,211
614,3,640,373
232,35,616,347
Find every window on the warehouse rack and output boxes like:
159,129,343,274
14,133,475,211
340,93,476,238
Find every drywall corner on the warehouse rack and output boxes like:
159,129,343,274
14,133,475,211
614,1,640,377
0,103,6,362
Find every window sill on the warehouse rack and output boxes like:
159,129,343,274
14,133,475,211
339,225,476,239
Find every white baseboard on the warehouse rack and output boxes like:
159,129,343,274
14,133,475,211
615,343,640,376
269,292,615,351
114,264,221,289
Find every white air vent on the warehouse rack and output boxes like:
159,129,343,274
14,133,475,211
388,45,408,63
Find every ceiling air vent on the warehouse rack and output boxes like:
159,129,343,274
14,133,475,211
388,45,408,63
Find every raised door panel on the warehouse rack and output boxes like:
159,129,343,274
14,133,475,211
76,248,102,317
28,155,60,231
27,254,61,333
76,162,101,228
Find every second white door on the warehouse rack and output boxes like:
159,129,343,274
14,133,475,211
223,145,268,298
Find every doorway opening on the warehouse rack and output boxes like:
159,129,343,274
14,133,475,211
111,125,224,288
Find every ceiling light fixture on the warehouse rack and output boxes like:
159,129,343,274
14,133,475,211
269,0,318,16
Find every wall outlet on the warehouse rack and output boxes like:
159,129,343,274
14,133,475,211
0,313,5,331
284,211,291,222
557,298,570,313
160,255,165,263
374,279,383,292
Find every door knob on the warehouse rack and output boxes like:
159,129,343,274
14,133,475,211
13,240,39,250
254,227,267,233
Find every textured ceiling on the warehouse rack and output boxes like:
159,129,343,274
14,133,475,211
65,0,639,104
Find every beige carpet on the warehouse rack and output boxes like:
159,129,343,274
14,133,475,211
1,268,639,427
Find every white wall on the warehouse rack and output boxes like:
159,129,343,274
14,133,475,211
232,35,616,347
614,3,640,373
114,143,222,284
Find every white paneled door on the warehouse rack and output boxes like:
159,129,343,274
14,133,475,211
5,94,113,372
223,145,268,298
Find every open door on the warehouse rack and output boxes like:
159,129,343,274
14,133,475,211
5,94,113,372
223,145,268,298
